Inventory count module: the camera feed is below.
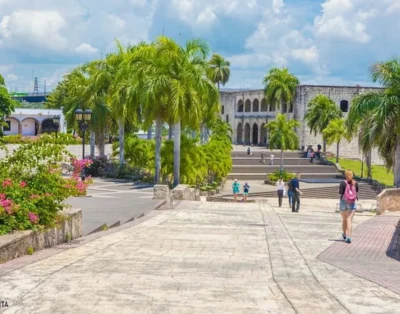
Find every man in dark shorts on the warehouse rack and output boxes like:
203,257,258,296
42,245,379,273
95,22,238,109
290,173,303,212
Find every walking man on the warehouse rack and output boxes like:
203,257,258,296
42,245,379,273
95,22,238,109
291,173,303,212
261,152,265,164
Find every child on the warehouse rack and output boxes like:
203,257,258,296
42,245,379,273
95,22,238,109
232,179,240,202
242,182,250,202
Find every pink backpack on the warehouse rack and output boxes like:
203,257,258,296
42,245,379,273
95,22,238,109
343,181,357,203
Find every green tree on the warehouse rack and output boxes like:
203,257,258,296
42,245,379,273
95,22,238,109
266,114,300,172
323,118,350,163
0,74,16,137
305,94,343,152
346,59,400,187
208,54,230,90
263,68,299,113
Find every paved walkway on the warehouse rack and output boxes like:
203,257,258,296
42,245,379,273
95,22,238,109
67,179,161,235
1,200,400,313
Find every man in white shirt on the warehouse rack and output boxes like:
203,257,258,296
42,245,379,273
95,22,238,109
270,154,274,165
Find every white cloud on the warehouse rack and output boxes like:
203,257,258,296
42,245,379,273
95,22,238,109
291,46,319,63
75,43,98,54
229,53,272,68
6,73,18,81
272,0,284,13
0,10,67,50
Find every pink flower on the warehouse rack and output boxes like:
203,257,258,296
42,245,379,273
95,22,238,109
28,212,39,224
2,179,12,188
0,193,5,200
20,181,27,188
1,198,14,214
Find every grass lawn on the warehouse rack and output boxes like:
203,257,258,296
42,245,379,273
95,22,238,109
328,158,394,187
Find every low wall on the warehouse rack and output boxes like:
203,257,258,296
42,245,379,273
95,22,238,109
0,208,82,263
376,188,400,215
153,185,173,208
206,196,256,203
173,185,200,201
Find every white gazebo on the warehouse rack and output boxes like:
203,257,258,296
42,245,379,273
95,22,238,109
4,108,67,136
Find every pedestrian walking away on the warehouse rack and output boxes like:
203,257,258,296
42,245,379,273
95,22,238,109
276,177,285,207
290,173,303,212
242,182,250,202
232,179,240,202
339,170,359,244
270,154,274,165
260,152,265,164
286,180,294,207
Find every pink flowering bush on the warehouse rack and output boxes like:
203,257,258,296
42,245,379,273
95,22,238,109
0,139,93,235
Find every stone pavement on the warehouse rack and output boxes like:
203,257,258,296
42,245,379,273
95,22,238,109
319,214,400,295
1,199,400,313
67,179,161,235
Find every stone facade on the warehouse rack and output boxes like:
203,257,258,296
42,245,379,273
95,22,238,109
220,85,384,164
376,188,400,215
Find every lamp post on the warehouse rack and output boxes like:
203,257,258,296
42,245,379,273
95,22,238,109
52,115,60,138
75,108,92,159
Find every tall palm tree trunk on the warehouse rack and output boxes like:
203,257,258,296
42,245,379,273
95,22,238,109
366,150,372,179
168,124,173,140
395,136,400,188
173,120,181,187
90,131,95,158
323,140,327,153
118,118,124,167
336,141,340,164
147,127,153,140
280,149,284,172
154,116,162,183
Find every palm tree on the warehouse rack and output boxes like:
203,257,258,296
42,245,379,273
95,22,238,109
0,74,16,137
208,54,230,90
263,68,299,113
323,119,350,164
346,59,400,187
265,114,300,172
305,95,343,152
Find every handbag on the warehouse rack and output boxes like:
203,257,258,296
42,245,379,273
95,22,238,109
283,189,288,197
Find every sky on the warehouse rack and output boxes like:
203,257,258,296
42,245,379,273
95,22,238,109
0,0,399,92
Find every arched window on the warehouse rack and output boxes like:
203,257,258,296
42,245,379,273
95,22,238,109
245,99,251,112
253,99,259,112
269,103,276,112
340,100,349,112
237,100,244,112
261,98,268,112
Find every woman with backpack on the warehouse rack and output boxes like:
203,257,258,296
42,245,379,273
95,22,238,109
242,182,250,202
339,170,359,243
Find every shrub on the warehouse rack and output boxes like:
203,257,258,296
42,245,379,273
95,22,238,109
0,139,92,235
1,133,81,145
268,170,296,182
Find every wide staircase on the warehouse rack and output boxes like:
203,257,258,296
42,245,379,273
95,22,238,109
227,149,379,200
229,150,339,181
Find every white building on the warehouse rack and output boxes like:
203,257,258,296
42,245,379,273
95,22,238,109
4,108,67,136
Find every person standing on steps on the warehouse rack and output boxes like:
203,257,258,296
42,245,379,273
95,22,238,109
339,170,359,244
270,154,275,165
260,152,266,164
232,179,240,202
291,173,303,212
276,177,285,207
309,149,315,164
242,182,250,202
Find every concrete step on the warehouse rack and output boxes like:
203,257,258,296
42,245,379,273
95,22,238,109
221,183,379,200
232,165,338,174
231,151,303,158
233,158,318,166
227,173,340,180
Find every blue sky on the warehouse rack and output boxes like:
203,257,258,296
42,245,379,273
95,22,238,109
0,0,399,92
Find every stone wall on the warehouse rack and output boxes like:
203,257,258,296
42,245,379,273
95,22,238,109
153,185,173,208
0,208,82,263
173,185,200,201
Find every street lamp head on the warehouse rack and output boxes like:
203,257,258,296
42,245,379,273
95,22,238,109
52,115,60,125
83,109,92,122
75,109,83,121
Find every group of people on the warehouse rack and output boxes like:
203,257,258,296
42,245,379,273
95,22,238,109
232,170,359,244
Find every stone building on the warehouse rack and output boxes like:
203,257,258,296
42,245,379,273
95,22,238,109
219,85,385,164
4,108,67,136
